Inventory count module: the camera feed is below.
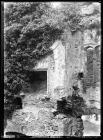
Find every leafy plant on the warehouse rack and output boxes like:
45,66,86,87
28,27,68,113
4,2,83,119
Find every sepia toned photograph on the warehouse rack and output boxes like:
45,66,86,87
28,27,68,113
4,2,101,138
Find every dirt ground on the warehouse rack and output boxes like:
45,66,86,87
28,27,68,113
4,84,101,137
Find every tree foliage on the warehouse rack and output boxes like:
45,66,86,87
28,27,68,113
4,2,83,116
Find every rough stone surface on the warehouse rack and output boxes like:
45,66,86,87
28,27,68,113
48,41,66,99
5,92,84,137
64,31,83,95
4,2,101,137
32,15,100,108
81,2,101,15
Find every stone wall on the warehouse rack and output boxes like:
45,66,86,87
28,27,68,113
4,2,101,137
64,31,84,95
5,98,84,137
33,40,66,100
82,2,101,109
84,46,100,89
49,41,66,99
47,54,55,97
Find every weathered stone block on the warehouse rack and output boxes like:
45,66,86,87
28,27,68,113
53,86,67,100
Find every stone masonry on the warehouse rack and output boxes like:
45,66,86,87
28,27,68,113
4,2,101,137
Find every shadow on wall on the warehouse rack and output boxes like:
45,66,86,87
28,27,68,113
13,97,22,109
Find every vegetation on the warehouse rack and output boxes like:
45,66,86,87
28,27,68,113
4,2,83,117
5,2,100,119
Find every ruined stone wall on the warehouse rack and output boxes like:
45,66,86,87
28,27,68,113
63,2,101,110
4,2,101,137
33,41,66,100
64,31,84,96
49,41,66,99
83,46,100,109
84,46,100,89
81,2,101,109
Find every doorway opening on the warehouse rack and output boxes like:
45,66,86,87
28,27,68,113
29,71,47,94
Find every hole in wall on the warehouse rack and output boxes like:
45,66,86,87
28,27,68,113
29,71,47,93
78,72,84,80
13,97,22,109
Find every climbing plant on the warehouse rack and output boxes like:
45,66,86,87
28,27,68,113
4,2,83,117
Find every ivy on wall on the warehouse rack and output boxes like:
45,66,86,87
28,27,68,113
4,2,100,118
4,2,83,116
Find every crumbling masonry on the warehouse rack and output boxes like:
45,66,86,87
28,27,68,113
5,2,101,137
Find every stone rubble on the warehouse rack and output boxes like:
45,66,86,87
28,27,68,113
5,93,84,137
4,2,100,137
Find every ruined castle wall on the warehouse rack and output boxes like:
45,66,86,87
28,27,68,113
33,41,66,100
33,1,101,110
81,2,101,109
47,54,55,96
48,41,66,99
64,31,84,95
